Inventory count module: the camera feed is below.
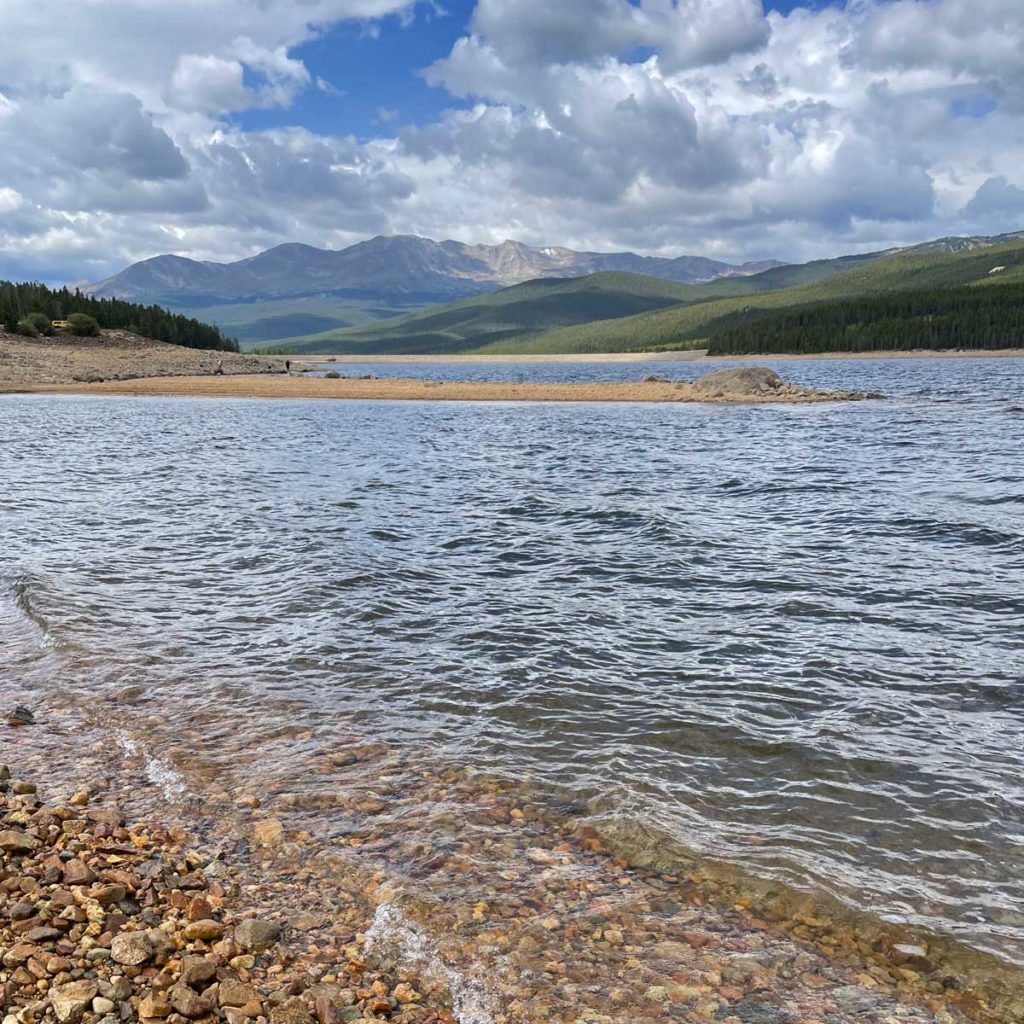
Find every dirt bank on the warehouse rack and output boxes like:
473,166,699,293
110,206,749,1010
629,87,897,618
16,369,879,404
0,330,286,390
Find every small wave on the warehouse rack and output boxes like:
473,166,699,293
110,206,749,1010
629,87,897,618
12,574,44,626
114,734,187,801
1,573,68,651
885,515,1022,549
365,903,496,1024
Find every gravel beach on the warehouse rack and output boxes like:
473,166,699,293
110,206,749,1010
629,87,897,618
2,710,1015,1024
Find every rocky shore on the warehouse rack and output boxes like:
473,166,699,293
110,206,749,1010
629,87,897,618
18,366,882,404
0,764,446,1024
0,331,285,391
4,745,1015,1024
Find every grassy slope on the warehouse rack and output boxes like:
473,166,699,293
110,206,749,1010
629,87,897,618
274,250,898,353
279,273,709,354
478,239,1024,354
174,294,444,349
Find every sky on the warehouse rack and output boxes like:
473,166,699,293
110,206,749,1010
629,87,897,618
0,0,1023,284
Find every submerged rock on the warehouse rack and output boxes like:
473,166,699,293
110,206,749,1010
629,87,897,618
5,705,35,726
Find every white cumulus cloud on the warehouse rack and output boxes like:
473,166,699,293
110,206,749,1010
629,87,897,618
0,0,1022,282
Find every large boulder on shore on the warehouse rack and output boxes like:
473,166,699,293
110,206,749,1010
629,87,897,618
694,366,784,397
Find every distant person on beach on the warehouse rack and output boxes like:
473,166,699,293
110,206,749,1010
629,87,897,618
285,359,291,374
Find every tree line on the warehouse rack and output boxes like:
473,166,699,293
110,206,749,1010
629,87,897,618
704,283,1024,355
0,280,239,352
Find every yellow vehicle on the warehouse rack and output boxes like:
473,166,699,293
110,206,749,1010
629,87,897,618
51,320,69,329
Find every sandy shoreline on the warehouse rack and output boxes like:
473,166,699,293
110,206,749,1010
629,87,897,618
2,333,1019,397
10,372,874,404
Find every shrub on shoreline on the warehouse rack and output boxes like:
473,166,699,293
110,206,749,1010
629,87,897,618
67,312,101,336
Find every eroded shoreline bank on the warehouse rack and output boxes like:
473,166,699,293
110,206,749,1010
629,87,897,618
0,330,286,391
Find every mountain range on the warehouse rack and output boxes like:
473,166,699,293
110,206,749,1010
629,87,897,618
276,230,1024,355
88,236,783,304
86,230,1023,351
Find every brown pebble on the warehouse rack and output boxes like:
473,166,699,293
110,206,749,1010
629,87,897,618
183,919,225,942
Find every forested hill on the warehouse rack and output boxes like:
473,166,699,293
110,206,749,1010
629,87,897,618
473,237,1024,355
704,283,1024,355
0,280,239,352
278,272,707,354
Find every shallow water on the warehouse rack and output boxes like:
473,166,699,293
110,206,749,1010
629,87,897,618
1,356,1022,968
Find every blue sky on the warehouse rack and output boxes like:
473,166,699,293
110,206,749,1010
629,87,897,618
240,0,841,139
238,2,477,139
0,0,1021,282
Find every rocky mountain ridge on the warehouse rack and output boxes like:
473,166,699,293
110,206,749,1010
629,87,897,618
87,235,785,305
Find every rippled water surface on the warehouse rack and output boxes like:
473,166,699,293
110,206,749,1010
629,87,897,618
1,356,1022,964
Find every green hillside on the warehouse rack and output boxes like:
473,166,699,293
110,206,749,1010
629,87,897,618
477,237,1024,355
704,283,1024,355
175,293,443,349
277,273,709,354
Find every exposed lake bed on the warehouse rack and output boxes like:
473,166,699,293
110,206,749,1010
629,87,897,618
2,355,1022,1022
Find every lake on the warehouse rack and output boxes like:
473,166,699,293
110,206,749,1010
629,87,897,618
1,355,1022,984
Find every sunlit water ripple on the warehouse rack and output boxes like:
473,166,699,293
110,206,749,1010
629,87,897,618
1,356,1022,963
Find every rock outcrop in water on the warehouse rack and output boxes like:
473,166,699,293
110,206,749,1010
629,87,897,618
694,366,785,397
690,365,880,402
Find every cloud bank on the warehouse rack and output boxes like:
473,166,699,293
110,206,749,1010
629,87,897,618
0,0,1022,282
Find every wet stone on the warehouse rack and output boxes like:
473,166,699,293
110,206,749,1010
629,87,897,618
234,917,281,952
715,999,794,1024
831,986,885,1014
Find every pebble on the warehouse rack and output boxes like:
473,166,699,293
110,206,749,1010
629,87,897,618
0,828,38,853
110,930,154,965
183,919,226,941
235,918,281,952
49,980,99,1024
